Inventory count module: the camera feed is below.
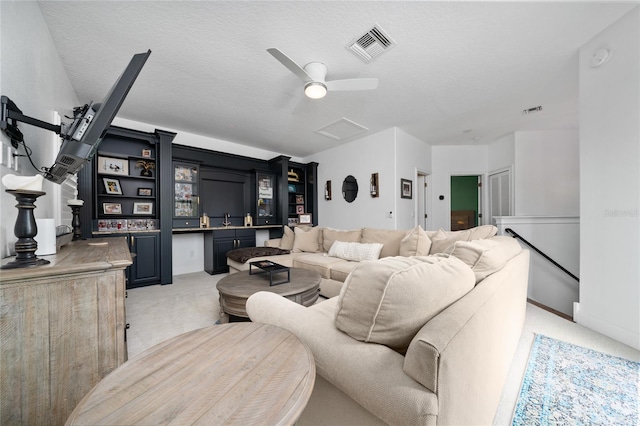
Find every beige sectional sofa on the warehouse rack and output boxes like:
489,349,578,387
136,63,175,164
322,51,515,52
228,225,497,298
244,225,530,425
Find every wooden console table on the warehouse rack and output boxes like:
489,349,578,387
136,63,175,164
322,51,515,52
66,323,316,425
0,237,132,425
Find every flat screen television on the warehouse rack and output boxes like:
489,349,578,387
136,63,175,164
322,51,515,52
46,49,151,184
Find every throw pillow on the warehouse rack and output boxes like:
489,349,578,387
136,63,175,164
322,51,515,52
292,226,321,253
335,256,475,353
399,225,432,256
322,228,362,253
328,241,383,262
280,226,295,250
361,228,407,258
445,236,522,283
429,229,471,254
468,225,498,240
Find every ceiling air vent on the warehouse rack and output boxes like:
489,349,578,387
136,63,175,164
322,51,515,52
347,25,396,63
314,118,368,141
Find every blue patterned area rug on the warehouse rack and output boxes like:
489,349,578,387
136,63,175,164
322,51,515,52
512,334,640,426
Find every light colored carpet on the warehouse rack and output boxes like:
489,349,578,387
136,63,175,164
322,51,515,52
126,271,640,425
126,271,223,357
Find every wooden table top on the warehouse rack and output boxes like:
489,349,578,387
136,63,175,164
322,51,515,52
217,267,321,299
65,323,316,425
1,237,132,284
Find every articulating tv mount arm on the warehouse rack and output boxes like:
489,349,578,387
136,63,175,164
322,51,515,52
1,96,63,148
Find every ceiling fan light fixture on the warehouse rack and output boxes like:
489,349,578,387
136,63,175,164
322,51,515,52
304,82,327,99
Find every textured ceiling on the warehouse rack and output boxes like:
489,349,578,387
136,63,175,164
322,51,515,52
37,1,635,158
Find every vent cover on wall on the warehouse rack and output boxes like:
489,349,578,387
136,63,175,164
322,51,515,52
347,25,396,63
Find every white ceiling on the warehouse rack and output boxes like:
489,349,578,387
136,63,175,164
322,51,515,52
37,1,636,158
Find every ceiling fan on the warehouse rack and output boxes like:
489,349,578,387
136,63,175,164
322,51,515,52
267,48,378,99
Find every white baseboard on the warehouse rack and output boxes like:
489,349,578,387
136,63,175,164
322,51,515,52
574,302,640,350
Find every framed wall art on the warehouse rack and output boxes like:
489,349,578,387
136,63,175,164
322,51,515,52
103,203,122,215
103,178,122,195
138,188,153,196
299,213,312,224
133,202,153,215
401,178,413,199
97,156,129,176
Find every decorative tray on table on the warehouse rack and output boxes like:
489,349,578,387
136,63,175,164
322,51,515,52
249,261,290,286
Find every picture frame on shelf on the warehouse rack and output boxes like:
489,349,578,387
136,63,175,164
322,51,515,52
103,203,122,215
98,156,129,176
138,188,153,196
103,177,122,195
133,202,153,215
296,205,305,214
141,149,152,158
401,178,413,199
299,213,312,224
295,195,304,204
288,184,296,193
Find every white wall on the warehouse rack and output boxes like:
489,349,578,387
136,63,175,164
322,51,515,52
488,133,515,172
0,1,79,258
514,130,579,216
430,145,489,230
576,7,640,350
305,127,430,230
495,216,580,317
394,129,432,230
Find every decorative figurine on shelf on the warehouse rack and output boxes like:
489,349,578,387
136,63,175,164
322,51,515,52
135,160,155,177
223,212,232,227
200,213,210,228
68,182,84,240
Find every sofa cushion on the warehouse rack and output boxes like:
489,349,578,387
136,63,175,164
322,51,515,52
468,224,498,240
328,241,383,262
280,225,295,250
292,226,322,253
429,229,472,254
429,225,499,254
361,228,407,258
329,261,359,282
445,236,522,283
334,256,475,353
322,228,362,252
293,253,349,279
399,226,432,256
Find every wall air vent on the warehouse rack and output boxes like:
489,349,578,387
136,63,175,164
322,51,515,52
522,105,543,115
314,118,368,141
347,25,396,63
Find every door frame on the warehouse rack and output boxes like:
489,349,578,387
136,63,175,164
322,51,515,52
415,169,431,230
449,172,486,230
488,166,514,226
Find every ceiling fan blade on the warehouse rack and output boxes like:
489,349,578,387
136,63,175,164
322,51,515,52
267,48,311,82
326,78,378,92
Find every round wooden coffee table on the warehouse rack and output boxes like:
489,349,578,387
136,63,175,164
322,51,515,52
66,323,315,425
217,267,321,321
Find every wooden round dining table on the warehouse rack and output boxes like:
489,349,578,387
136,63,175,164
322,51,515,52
66,323,316,425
